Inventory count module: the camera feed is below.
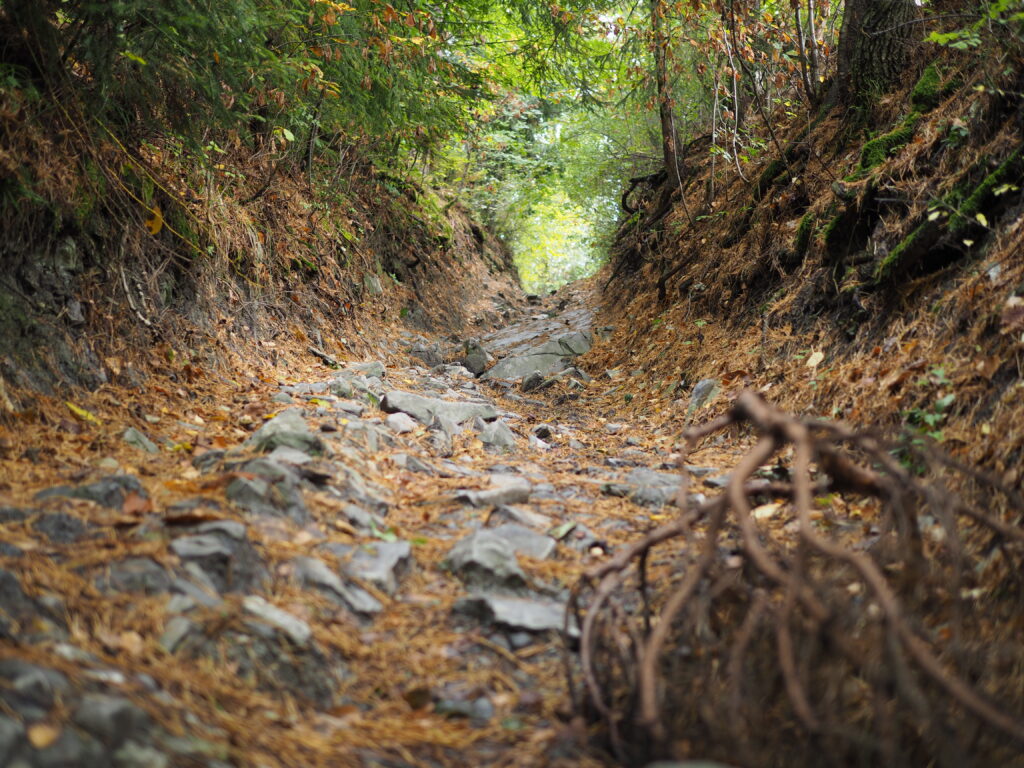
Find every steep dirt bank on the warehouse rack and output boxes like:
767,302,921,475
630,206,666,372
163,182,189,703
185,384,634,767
564,45,1024,766
593,50,1024,492
0,83,523,404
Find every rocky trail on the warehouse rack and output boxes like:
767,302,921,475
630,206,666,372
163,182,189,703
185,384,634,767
0,286,729,768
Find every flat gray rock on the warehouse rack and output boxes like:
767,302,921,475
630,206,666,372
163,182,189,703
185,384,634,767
481,353,567,382
386,412,417,434
292,556,382,615
382,390,497,426
456,475,532,507
687,378,721,419
487,523,556,559
479,420,516,451
123,427,159,454
72,694,150,748
225,458,308,523
445,530,527,591
487,505,553,530
36,474,146,509
245,408,323,455
267,446,314,465
242,595,312,646
453,595,577,636
339,541,412,596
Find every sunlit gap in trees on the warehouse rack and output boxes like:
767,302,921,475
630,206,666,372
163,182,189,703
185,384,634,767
507,189,603,294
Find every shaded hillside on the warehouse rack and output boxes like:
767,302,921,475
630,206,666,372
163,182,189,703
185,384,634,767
595,46,1024,491
0,91,523,401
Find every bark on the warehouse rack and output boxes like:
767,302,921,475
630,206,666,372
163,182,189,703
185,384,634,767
651,0,682,189
830,0,919,108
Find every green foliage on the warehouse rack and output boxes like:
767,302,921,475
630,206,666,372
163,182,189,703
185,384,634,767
925,0,1024,52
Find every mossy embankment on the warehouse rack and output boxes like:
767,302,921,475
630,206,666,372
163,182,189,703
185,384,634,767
596,51,1024,491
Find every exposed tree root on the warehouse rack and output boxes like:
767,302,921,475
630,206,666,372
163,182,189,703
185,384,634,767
566,391,1024,767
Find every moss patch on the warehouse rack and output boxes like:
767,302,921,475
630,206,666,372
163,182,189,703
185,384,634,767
794,212,815,257
860,114,920,171
950,145,1024,232
874,221,929,281
755,158,787,200
910,65,943,112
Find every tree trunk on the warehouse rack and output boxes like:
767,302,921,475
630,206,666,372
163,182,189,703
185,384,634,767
830,0,918,108
651,0,681,189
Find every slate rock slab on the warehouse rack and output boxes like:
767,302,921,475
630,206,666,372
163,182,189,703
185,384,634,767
0,659,71,721
243,596,312,646
169,523,267,594
123,427,159,454
36,474,147,509
487,524,556,560
98,558,172,595
478,420,516,451
72,694,151,748
225,458,308,523
245,408,323,455
32,512,89,544
338,541,412,596
445,530,527,590
381,390,497,426
292,556,382,615
455,475,532,508
453,595,578,637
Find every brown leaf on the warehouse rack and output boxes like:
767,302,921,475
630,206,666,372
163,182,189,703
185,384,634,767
122,491,153,516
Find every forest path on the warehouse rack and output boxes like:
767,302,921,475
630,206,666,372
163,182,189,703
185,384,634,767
0,285,729,768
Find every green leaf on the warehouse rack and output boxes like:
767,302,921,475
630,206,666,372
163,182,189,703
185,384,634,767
121,51,148,66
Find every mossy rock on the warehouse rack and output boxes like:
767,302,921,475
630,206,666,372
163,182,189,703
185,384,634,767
874,221,931,281
910,64,942,112
754,158,787,200
860,114,920,171
794,212,815,257
950,145,1024,233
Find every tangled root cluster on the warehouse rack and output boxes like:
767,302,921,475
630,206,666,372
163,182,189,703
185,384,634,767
567,392,1024,767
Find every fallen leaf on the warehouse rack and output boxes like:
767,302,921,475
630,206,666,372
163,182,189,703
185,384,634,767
805,350,824,368
27,723,61,749
122,491,153,515
145,205,163,235
753,502,783,520
66,401,101,425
